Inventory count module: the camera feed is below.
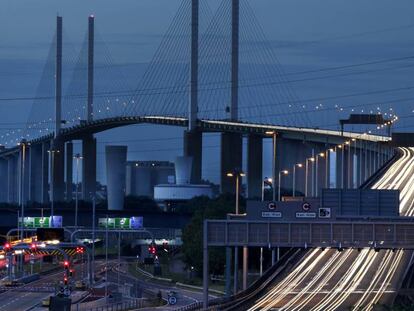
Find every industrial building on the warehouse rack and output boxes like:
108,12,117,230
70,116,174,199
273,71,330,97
125,161,175,198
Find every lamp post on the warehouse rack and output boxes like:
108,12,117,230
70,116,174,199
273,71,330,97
278,170,288,201
351,138,356,188
261,177,272,201
74,154,83,228
265,131,277,201
18,140,29,275
305,157,315,197
345,141,351,189
315,153,325,197
327,149,334,188
18,140,29,243
292,164,303,197
336,144,343,188
226,169,245,215
226,169,245,294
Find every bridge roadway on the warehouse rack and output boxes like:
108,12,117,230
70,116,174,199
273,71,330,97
246,147,414,310
0,116,389,156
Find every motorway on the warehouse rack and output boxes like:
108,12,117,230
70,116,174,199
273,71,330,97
248,147,414,311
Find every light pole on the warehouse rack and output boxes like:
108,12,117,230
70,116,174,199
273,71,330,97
315,153,325,197
265,131,277,201
305,157,315,197
261,177,272,201
18,140,29,275
336,144,343,188
278,170,288,201
18,140,29,243
351,138,356,188
91,194,96,284
292,164,303,197
344,141,351,189
74,154,82,228
260,177,271,277
327,149,334,188
226,169,245,294
226,169,245,215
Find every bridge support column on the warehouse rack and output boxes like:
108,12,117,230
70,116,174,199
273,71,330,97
221,133,242,194
82,135,96,201
247,135,262,199
275,138,319,198
106,146,127,211
65,142,73,201
8,155,18,204
0,158,8,203
242,246,248,290
225,247,232,296
19,147,30,205
234,246,238,294
51,140,65,202
356,147,363,188
184,130,202,183
41,142,50,204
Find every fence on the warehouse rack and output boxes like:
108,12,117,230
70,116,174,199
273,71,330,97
72,298,144,311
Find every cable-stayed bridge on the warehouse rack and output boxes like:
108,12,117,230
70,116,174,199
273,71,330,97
0,0,396,205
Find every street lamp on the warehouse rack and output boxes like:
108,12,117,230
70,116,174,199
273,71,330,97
345,141,351,189
292,164,303,197
226,169,245,294
261,177,273,201
278,170,288,201
305,157,315,197
327,148,334,188
18,139,29,275
18,140,29,243
337,144,344,188
265,131,277,201
226,169,246,215
73,153,83,228
315,153,325,197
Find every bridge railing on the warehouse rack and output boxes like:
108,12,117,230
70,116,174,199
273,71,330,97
206,220,414,249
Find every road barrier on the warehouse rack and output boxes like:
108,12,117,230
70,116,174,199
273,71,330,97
72,298,144,311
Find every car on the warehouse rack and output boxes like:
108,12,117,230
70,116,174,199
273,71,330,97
42,297,51,307
75,280,86,290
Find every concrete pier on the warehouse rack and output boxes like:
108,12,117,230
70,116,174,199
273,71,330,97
82,135,96,201
184,130,202,183
247,135,262,199
105,145,127,211
221,132,242,194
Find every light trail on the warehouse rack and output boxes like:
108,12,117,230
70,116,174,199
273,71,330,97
249,147,414,310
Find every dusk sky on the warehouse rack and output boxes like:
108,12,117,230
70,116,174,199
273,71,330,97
1,0,413,184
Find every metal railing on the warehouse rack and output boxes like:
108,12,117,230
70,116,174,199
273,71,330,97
72,298,143,311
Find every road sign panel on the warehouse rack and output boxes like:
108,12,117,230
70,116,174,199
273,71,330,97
168,296,177,305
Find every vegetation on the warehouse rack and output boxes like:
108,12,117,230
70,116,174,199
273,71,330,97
181,194,245,276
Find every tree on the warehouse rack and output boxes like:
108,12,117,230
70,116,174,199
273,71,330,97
181,194,245,276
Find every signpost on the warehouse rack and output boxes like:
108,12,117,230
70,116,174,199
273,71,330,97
98,217,143,230
19,216,62,228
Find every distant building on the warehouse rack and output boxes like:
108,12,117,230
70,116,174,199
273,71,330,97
126,161,175,198
154,157,213,208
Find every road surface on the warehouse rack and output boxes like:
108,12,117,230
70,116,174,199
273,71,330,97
248,147,414,311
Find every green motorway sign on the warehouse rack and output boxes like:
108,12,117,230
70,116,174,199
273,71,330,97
19,216,62,228
98,217,143,230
